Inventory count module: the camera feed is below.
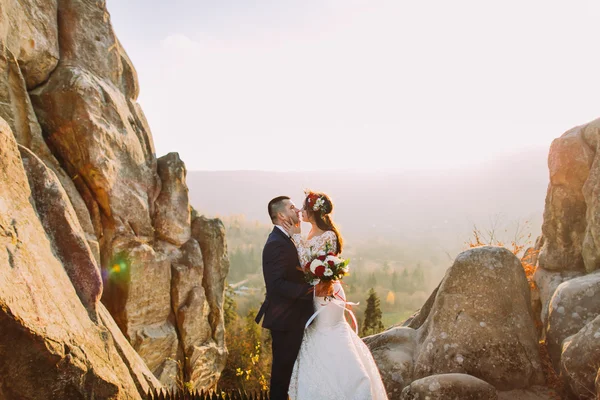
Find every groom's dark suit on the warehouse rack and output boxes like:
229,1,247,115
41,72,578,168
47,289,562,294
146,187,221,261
255,227,314,400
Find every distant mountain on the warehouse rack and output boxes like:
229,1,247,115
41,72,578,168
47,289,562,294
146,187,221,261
187,146,549,254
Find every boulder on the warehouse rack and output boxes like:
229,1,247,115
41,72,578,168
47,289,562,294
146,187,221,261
400,373,498,400
538,123,594,273
364,327,417,398
560,314,600,399
533,267,584,327
413,246,544,390
546,271,600,368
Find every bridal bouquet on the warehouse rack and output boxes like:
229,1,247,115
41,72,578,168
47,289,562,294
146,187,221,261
302,243,350,285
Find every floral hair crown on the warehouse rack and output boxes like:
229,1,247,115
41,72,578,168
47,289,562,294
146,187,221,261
305,192,330,214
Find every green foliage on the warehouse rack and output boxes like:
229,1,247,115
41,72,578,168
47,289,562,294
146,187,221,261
218,308,271,392
361,288,384,337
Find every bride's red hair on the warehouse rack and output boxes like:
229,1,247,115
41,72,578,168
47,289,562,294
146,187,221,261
303,191,344,254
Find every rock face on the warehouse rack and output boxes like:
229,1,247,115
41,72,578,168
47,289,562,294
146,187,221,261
0,0,229,393
560,314,600,399
365,246,544,395
528,118,600,399
0,118,159,398
538,122,595,273
19,145,102,319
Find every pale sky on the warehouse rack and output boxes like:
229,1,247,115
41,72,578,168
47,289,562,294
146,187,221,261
108,0,600,171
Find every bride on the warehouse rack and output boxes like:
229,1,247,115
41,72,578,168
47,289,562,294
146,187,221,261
282,191,389,400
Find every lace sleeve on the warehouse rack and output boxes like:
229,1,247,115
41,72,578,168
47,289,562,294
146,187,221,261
291,234,312,267
291,231,338,267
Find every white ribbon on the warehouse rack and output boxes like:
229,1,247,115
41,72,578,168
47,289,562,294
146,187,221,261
304,285,360,335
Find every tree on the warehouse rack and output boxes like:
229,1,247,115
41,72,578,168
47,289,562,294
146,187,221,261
223,283,238,328
361,288,384,337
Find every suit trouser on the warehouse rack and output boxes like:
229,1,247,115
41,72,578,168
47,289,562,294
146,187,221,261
270,328,305,400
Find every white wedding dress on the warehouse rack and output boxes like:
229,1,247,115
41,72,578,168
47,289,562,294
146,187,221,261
288,231,389,400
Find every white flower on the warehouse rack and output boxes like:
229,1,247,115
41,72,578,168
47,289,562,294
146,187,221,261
341,266,349,274
310,259,324,274
323,268,333,277
313,197,325,211
325,255,341,264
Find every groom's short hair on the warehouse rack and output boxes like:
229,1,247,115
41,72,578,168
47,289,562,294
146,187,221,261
268,196,290,223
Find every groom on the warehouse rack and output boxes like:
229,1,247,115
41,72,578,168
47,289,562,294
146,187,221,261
255,196,314,400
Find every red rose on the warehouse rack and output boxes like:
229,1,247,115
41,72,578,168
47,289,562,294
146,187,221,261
318,255,327,262
328,252,335,256
327,260,335,268
314,265,326,277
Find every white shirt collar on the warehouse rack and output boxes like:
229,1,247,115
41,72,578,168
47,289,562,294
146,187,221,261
275,225,290,238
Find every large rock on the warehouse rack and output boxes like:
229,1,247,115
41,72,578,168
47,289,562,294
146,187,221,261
533,267,584,327
30,0,160,258
103,238,179,387
367,247,544,393
0,46,98,261
19,145,102,318
1,0,230,390
0,117,160,398
400,373,498,400
0,0,59,89
364,327,417,398
30,65,159,252
538,123,594,273
413,246,544,390
190,214,230,387
560,315,600,399
170,239,213,388
581,119,600,273
155,153,191,246
546,271,600,368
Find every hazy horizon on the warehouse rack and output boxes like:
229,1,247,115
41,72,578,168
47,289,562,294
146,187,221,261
107,1,599,172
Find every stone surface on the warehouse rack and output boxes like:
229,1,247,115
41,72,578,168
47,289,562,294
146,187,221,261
366,246,544,393
400,373,498,400
596,367,599,399
497,386,560,400
538,123,594,272
581,119,600,273
103,238,179,387
0,117,159,398
364,327,417,398
190,214,230,387
19,145,102,318
534,267,584,327
1,0,230,390
155,153,191,246
413,247,544,390
0,45,98,259
560,314,600,399
0,0,59,89
546,271,600,369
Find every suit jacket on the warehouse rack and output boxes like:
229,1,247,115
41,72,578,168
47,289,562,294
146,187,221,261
255,227,314,331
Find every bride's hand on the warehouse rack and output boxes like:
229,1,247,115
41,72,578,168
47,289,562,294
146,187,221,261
282,218,301,236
